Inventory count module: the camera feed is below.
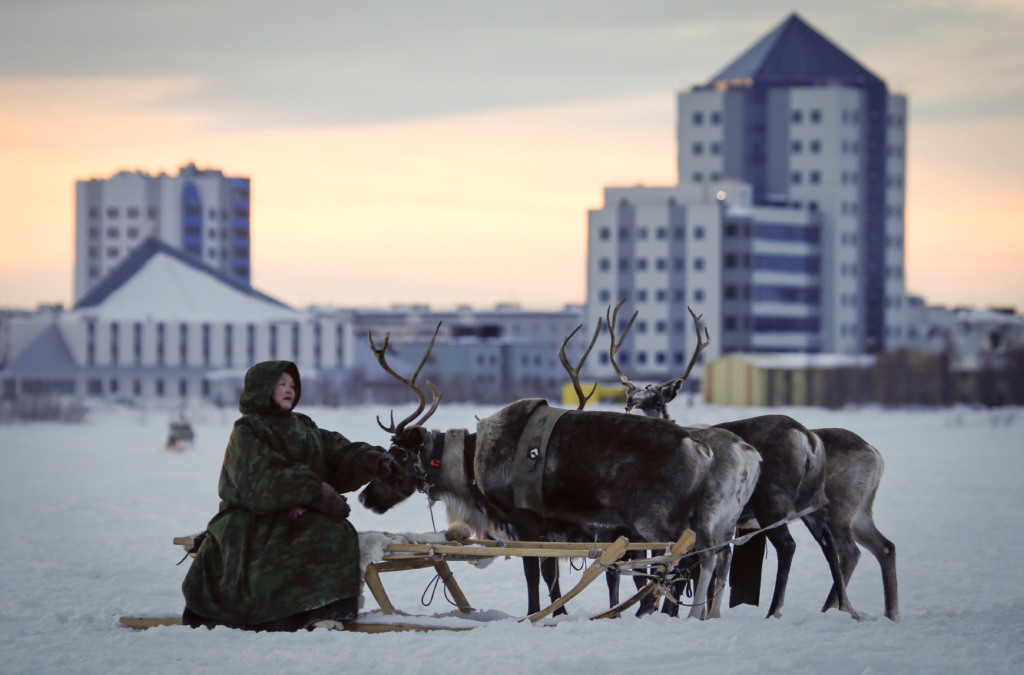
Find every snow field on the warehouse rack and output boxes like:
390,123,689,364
1,401,1023,674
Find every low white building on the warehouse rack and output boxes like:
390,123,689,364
4,240,305,405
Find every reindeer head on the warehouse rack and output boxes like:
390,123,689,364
358,323,444,513
606,299,710,421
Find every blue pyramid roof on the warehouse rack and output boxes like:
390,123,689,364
710,13,882,86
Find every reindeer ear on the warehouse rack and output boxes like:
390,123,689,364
662,379,685,402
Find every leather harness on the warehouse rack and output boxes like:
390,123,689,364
420,405,570,519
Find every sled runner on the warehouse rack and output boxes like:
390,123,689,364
119,532,695,632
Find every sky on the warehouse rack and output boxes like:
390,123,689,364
0,0,1021,311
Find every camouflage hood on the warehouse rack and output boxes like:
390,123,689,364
239,361,302,416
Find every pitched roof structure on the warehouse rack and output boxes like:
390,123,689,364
710,13,882,86
73,239,298,322
4,324,78,377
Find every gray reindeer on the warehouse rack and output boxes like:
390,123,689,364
607,299,897,620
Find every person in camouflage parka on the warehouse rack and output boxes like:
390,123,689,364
181,360,396,631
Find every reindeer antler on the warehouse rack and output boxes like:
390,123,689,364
558,318,603,410
606,298,638,390
368,322,443,435
671,306,711,384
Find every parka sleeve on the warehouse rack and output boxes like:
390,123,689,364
219,422,323,514
320,429,385,494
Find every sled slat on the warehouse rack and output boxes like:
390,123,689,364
363,563,394,615
524,536,629,624
120,616,183,630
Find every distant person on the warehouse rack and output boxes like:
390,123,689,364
181,360,399,631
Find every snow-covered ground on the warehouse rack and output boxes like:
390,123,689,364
2,399,1023,674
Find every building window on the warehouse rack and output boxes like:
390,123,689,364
692,172,704,182
656,352,666,364
148,207,158,218
694,257,705,271
179,323,188,366
656,258,667,271
110,378,119,394
637,351,647,364
619,258,630,272
202,323,211,367
694,289,705,302
636,258,648,271
724,316,737,331
156,323,165,366
179,379,188,397
791,140,802,153
724,224,737,237
247,324,256,366
791,110,803,123
225,324,233,367
692,111,703,125
618,226,630,240
599,258,610,272
109,322,119,366
724,254,737,268
269,324,278,360
637,227,648,240
127,227,139,238
637,290,648,303
202,379,211,396
599,227,610,240
106,207,119,218
656,227,667,240
88,226,100,239
673,351,685,364
598,289,610,303
133,322,142,365
673,258,685,271
127,207,139,219
87,379,102,395
693,226,704,240
673,226,685,240
673,320,685,333
692,142,703,156
810,109,822,123
725,285,737,299
810,140,821,153
710,142,721,155
156,379,165,397
656,321,666,333
809,171,821,185
292,323,300,361
88,207,100,219
791,172,802,184
132,379,141,395
335,323,344,366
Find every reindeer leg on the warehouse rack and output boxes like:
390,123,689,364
708,543,733,619
822,522,860,613
764,523,797,619
523,557,542,616
802,510,860,620
853,515,899,620
688,529,716,619
540,557,567,616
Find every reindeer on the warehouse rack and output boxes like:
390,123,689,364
358,321,720,617
600,303,760,619
605,299,866,620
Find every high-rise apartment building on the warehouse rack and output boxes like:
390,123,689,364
74,163,250,301
585,14,910,385
675,14,906,353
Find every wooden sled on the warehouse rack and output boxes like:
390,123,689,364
121,532,693,632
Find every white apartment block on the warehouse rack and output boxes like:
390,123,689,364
74,163,250,302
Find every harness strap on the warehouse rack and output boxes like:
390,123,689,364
512,405,570,517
